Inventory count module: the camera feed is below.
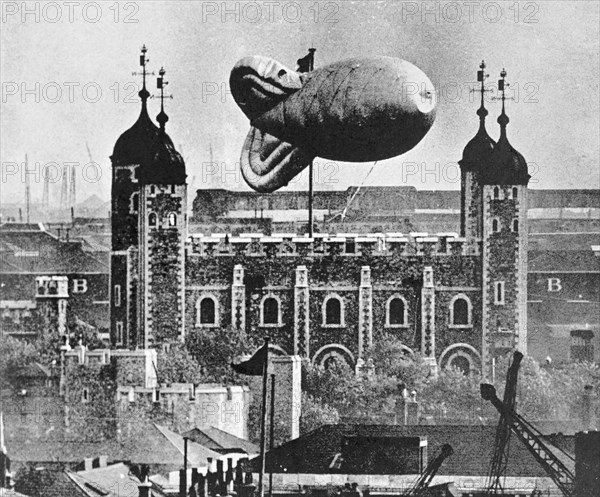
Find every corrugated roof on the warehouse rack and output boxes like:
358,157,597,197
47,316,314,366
67,463,140,497
182,426,259,454
529,250,600,272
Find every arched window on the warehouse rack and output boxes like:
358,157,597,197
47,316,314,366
148,212,157,227
493,187,500,199
323,295,344,327
262,296,280,326
130,193,139,213
450,296,471,327
449,355,471,375
168,213,177,226
512,187,518,199
197,296,217,326
512,219,519,233
387,296,407,326
492,219,499,233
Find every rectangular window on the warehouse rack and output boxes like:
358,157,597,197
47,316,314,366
114,284,121,307
116,321,124,345
494,282,505,305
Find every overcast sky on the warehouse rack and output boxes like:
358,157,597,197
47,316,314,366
1,0,599,204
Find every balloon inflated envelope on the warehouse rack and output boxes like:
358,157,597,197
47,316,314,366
230,55,437,192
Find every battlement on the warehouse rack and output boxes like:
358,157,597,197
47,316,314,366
35,275,69,298
65,347,157,388
116,383,248,404
186,232,480,258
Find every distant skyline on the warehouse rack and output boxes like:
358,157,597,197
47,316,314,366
1,1,599,205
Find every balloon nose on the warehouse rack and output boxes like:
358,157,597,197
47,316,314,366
416,86,436,115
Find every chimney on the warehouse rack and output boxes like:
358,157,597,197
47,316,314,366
581,385,595,431
226,457,234,492
217,459,227,496
98,455,108,468
395,389,420,425
138,464,151,497
575,431,600,497
83,457,94,471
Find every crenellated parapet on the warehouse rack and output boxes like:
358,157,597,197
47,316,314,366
186,232,479,258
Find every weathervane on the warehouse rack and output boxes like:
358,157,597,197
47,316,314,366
493,68,514,128
131,44,154,103
493,68,515,107
154,66,173,130
470,60,493,121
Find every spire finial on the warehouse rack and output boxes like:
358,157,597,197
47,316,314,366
156,66,170,131
471,60,492,130
496,68,511,135
156,67,169,131
138,44,150,105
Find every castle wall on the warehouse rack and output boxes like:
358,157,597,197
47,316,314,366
185,234,483,369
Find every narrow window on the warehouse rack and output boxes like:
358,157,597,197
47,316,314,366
325,297,342,326
571,330,594,362
82,388,90,403
388,298,405,326
130,193,139,213
263,297,279,325
493,187,500,199
512,187,518,199
148,212,157,227
168,213,177,226
452,298,469,326
171,185,176,194
150,185,155,194
492,219,499,233
199,297,216,325
512,219,519,233
114,284,121,307
495,281,505,305
116,321,124,345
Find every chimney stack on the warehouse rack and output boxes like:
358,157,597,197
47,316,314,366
575,431,600,497
395,388,420,425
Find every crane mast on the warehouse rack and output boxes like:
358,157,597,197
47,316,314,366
405,444,453,497
481,352,575,497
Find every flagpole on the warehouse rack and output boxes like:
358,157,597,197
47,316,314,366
308,160,314,237
307,48,316,238
257,337,270,497
268,374,276,497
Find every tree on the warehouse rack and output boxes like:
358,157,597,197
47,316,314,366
156,343,203,384
0,335,40,388
185,326,257,384
300,393,340,434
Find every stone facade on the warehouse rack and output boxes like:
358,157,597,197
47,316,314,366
185,233,490,373
105,59,531,379
62,347,250,441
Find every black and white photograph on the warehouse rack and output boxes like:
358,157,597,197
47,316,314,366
0,1,599,496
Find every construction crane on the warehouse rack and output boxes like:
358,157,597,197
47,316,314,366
405,443,453,497
485,351,523,494
481,352,575,497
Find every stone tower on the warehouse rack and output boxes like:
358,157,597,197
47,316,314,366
460,64,530,378
481,69,530,377
110,46,187,349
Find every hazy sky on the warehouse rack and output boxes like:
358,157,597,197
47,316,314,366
1,0,599,204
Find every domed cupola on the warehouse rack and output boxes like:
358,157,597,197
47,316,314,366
138,66,186,185
111,49,186,185
483,69,530,185
459,61,496,172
